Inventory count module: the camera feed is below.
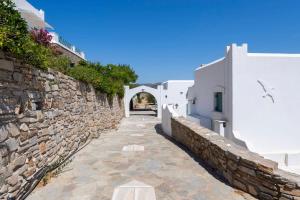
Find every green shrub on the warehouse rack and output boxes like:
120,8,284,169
49,55,71,74
68,65,102,86
69,62,137,98
0,0,28,55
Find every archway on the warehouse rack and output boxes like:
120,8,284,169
124,85,162,118
129,92,157,116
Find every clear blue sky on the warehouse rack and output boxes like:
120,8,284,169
30,0,300,83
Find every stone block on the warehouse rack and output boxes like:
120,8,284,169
12,72,23,82
227,160,238,171
5,138,18,152
45,81,51,92
0,60,14,71
0,164,13,179
233,179,247,191
0,126,9,142
19,123,29,132
14,164,28,176
6,175,18,186
225,150,241,162
29,136,38,147
238,165,256,177
279,193,296,200
19,117,38,123
257,182,278,196
47,73,55,80
8,181,21,193
51,84,59,91
39,142,46,154
248,185,258,197
19,131,29,143
0,185,8,195
36,111,44,121
6,123,20,137
0,155,9,166
0,147,8,157
27,91,41,101
13,155,26,170
281,189,300,197
258,192,273,200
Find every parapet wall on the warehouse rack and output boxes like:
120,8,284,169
0,52,124,199
171,117,300,200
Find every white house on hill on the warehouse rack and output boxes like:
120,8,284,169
187,43,300,173
12,0,86,64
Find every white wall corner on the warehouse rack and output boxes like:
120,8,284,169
226,46,230,54
242,43,248,51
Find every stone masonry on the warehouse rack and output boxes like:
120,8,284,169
171,117,300,200
0,51,124,199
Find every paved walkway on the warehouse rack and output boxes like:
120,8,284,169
130,110,157,116
28,116,255,200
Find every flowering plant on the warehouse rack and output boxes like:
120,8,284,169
30,29,52,46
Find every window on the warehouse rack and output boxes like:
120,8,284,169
163,83,168,90
214,92,223,112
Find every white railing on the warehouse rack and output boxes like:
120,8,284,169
50,32,85,60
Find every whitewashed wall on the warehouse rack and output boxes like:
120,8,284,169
124,85,162,118
188,44,300,172
161,80,194,117
231,45,300,165
13,0,46,29
162,104,179,136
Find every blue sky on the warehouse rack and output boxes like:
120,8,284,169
30,0,300,83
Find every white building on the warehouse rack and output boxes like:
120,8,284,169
12,0,51,30
49,32,86,64
187,43,300,173
161,80,194,117
124,80,194,118
12,0,85,63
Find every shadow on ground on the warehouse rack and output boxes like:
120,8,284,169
154,123,234,188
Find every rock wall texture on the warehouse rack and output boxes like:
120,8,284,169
171,117,300,200
0,52,124,199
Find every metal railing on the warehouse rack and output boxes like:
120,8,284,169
50,32,85,59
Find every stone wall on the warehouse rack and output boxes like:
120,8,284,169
0,52,124,199
171,117,300,200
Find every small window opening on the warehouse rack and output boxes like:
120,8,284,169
214,92,223,112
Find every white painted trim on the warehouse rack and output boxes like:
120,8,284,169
248,53,300,58
195,57,225,71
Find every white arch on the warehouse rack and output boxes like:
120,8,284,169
124,85,162,118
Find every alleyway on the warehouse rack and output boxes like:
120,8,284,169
28,116,255,200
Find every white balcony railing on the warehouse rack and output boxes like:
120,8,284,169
50,32,85,60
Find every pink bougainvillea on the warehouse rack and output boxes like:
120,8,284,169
30,29,53,46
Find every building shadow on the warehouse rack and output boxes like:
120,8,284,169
154,123,231,187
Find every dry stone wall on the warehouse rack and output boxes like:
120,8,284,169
0,52,124,199
171,117,300,200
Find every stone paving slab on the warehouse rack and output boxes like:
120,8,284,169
28,115,256,200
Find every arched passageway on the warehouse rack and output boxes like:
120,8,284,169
129,92,157,116
124,85,162,118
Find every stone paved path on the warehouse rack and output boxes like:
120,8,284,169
28,116,255,200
